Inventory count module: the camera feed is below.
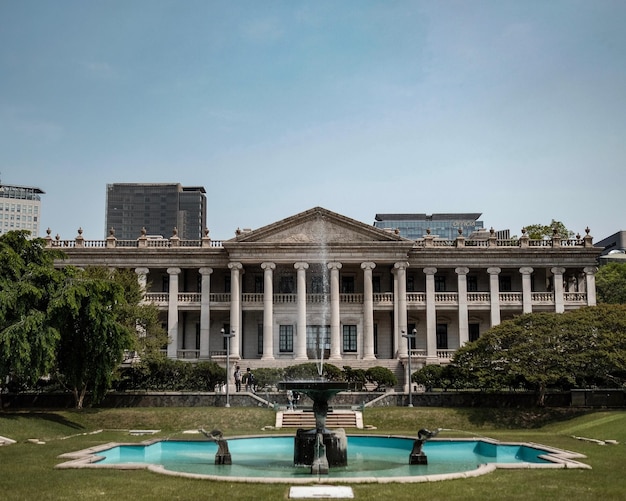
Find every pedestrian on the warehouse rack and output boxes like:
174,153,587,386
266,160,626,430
234,366,242,392
287,390,294,410
245,367,255,392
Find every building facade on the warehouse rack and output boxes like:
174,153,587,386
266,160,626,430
0,183,44,237
105,183,207,240
373,213,484,240
48,207,601,387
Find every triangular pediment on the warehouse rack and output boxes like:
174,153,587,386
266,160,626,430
231,207,406,244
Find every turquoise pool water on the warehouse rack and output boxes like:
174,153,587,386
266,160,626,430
95,436,553,479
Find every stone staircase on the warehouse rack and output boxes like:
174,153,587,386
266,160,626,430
276,410,363,429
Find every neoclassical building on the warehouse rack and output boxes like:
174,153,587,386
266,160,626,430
47,207,601,384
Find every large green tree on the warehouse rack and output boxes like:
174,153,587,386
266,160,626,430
452,305,626,405
0,231,64,395
49,267,136,408
596,262,626,304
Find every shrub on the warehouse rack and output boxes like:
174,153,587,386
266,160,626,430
365,366,397,390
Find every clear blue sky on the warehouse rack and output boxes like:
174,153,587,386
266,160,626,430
1,0,624,241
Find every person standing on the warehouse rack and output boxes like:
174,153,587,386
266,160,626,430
234,366,242,392
245,367,255,392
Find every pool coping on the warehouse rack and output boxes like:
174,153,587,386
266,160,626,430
55,434,591,484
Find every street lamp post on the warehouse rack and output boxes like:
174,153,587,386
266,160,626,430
402,329,417,407
221,328,235,408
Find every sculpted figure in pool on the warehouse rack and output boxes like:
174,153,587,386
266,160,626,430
410,428,442,465
200,428,232,465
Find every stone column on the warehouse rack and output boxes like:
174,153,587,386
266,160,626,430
135,267,149,293
424,267,437,362
520,267,534,314
261,262,276,360
392,268,399,356
552,267,566,313
166,267,181,359
328,262,342,360
199,267,213,359
395,262,409,358
584,266,597,306
456,267,469,346
294,262,309,360
228,262,243,358
488,267,501,327
361,262,376,360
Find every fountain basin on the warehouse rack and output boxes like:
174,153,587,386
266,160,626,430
56,435,590,483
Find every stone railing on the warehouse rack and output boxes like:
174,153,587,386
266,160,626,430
141,291,583,307
44,228,594,250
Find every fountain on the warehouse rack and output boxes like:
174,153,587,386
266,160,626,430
409,428,441,465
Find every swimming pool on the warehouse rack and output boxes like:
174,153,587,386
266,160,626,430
57,435,590,483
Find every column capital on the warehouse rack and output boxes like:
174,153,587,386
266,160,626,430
551,266,566,275
519,266,534,275
423,267,437,275
294,262,309,270
228,262,243,271
394,261,409,271
199,267,213,275
361,262,376,271
327,262,342,271
135,267,149,275
167,267,181,275
487,267,501,275
583,266,598,275
261,262,276,271
455,267,469,276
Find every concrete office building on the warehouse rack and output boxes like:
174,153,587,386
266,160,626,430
48,207,601,390
0,183,44,237
105,183,207,240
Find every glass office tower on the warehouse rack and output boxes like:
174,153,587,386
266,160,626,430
373,213,484,240
0,183,45,237
105,183,206,240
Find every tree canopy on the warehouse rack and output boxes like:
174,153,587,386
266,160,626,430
523,219,574,239
596,262,626,304
0,231,64,391
452,305,626,405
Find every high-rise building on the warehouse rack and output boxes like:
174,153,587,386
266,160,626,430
105,183,207,240
0,183,45,237
373,213,484,240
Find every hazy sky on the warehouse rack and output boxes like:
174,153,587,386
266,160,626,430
1,0,624,241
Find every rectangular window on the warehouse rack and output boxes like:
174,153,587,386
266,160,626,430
467,275,478,292
311,275,325,294
254,275,264,294
372,276,381,294
373,324,378,355
469,323,480,342
279,276,294,293
195,323,200,350
499,276,512,292
279,325,293,352
406,275,415,292
342,325,357,352
306,325,330,358
436,324,448,350
435,276,446,292
257,324,263,354
341,276,355,293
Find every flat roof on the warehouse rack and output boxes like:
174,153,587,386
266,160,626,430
374,213,482,222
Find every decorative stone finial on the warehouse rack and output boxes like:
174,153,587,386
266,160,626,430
426,228,431,235
235,227,242,236
585,226,590,235
204,227,209,237
521,227,526,235
458,228,463,235
172,227,178,236
77,227,83,236
46,228,51,236
490,227,495,235
109,227,115,236
140,227,147,236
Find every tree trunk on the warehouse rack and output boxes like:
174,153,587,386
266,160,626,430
537,383,546,407
73,385,87,409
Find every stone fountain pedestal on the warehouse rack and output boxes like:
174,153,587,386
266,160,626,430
279,380,352,474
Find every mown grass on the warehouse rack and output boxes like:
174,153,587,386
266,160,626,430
1,406,625,500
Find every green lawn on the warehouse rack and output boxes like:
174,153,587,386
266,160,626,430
1,406,625,500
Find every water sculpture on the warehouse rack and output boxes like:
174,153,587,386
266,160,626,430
199,428,232,465
409,428,442,465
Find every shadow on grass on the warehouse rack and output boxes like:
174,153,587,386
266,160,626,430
0,411,86,430
455,407,590,429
